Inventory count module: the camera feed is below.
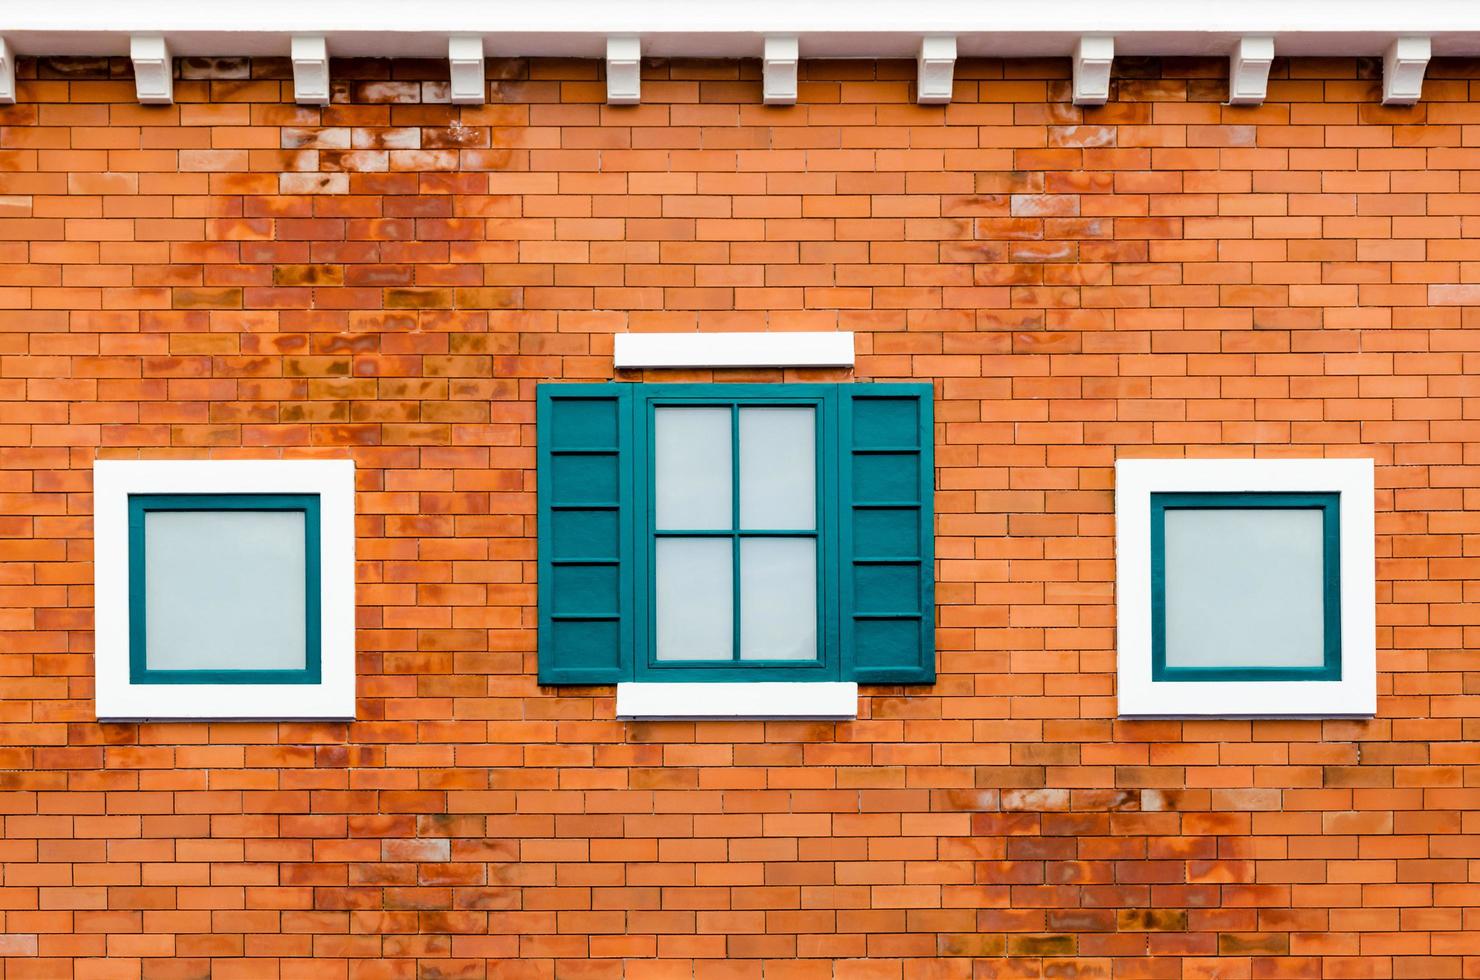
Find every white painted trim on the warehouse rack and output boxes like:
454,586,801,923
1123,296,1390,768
1382,36,1430,106
616,682,858,720
93,459,357,721
1115,458,1376,718
1072,35,1114,106
447,35,485,105
762,35,798,105
916,35,955,105
613,332,854,369
1227,35,1273,106
290,34,330,106
8,2,1480,60
606,35,641,105
0,37,18,105
129,34,172,105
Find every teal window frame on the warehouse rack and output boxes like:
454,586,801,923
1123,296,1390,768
127,493,323,686
635,386,839,682
1150,491,1341,683
537,381,935,685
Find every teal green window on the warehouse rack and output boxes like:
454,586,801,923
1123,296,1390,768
538,383,934,684
127,494,323,685
1150,491,1341,682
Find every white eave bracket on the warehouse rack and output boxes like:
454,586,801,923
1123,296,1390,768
1383,36,1430,105
613,331,855,369
1227,35,1274,105
291,34,330,106
917,35,956,104
448,35,485,104
1073,35,1114,106
0,38,15,105
606,35,641,105
763,35,798,105
130,34,172,104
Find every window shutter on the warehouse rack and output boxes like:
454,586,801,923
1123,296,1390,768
839,384,935,684
537,384,632,684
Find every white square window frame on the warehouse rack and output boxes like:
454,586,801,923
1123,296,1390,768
93,459,356,721
1115,458,1376,718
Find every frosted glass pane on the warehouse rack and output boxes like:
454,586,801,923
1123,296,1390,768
740,538,817,661
655,537,733,661
739,407,816,530
655,407,732,530
1163,508,1326,669
144,510,308,672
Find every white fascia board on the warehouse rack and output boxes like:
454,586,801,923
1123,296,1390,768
129,34,172,104
0,37,15,104
1227,35,1273,106
7,2,1480,59
616,682,858,720
447,35,485,105
606,35,641,105
762,34,799,105
916,35,955,105
290,34,330,106
1114,458,1376,719
93,459,357,721
1073,35,1114,106
1382,36,1430,106
613,331,855,369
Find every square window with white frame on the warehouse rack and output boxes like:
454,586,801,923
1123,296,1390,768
93,459,356,721
537,382,936,720
1115,457,1375,718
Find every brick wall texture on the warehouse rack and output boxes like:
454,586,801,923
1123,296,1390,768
0,51,1479,979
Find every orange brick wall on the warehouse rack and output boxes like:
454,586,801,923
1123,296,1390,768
1,52,1478,979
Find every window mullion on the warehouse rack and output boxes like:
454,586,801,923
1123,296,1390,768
730,403,741,662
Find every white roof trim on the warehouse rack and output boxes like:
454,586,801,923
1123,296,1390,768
5,0,1480,58
613,332,855,369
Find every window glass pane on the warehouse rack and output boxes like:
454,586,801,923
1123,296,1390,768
655,407,732,530
144,509,308,672
739,406,816,530
1163,508,1326,669
740,537,817,661
655,537,733,661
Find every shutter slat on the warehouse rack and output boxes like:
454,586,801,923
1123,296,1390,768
538,384,632,684
841,384,935,684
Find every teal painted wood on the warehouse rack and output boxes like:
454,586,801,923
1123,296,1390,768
631,384,838,682
127,493,322,685
1149,491,1342,682
537,384,633,685
840,384,937,684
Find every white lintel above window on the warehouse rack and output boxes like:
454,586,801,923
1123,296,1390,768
613,332,854,369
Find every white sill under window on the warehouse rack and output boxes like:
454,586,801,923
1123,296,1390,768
615,682,858,720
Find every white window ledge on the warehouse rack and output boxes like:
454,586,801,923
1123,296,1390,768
615,682,857,720
613,332,854,369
